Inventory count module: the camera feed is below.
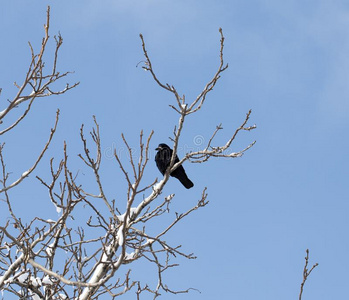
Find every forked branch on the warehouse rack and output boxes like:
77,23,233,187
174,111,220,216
0,109,60,194
299,249,319,300
0,6,79,135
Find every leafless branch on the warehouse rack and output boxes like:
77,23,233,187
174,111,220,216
0,109,60,194
0,6,79,134
139,29,255,180
78,116,117,220
299,249,318,300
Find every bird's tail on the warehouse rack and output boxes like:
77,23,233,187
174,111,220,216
174,173,194,189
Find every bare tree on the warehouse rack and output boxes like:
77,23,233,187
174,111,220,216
0,8,256,300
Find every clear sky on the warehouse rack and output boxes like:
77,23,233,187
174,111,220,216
1,1,349,299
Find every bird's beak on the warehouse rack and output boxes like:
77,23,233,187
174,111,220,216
155,147,160,151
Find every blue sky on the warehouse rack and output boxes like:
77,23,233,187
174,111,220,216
1,1,349,299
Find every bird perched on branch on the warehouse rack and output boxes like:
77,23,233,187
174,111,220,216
155,143,194,189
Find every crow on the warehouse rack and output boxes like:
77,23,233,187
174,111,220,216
155,143,194,189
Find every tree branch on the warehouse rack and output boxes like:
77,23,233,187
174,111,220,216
299,249,319,300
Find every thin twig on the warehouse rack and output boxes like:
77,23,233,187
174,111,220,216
299,249,319,300
0,109,60,194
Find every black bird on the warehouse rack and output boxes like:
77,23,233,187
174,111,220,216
155,143,194,189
